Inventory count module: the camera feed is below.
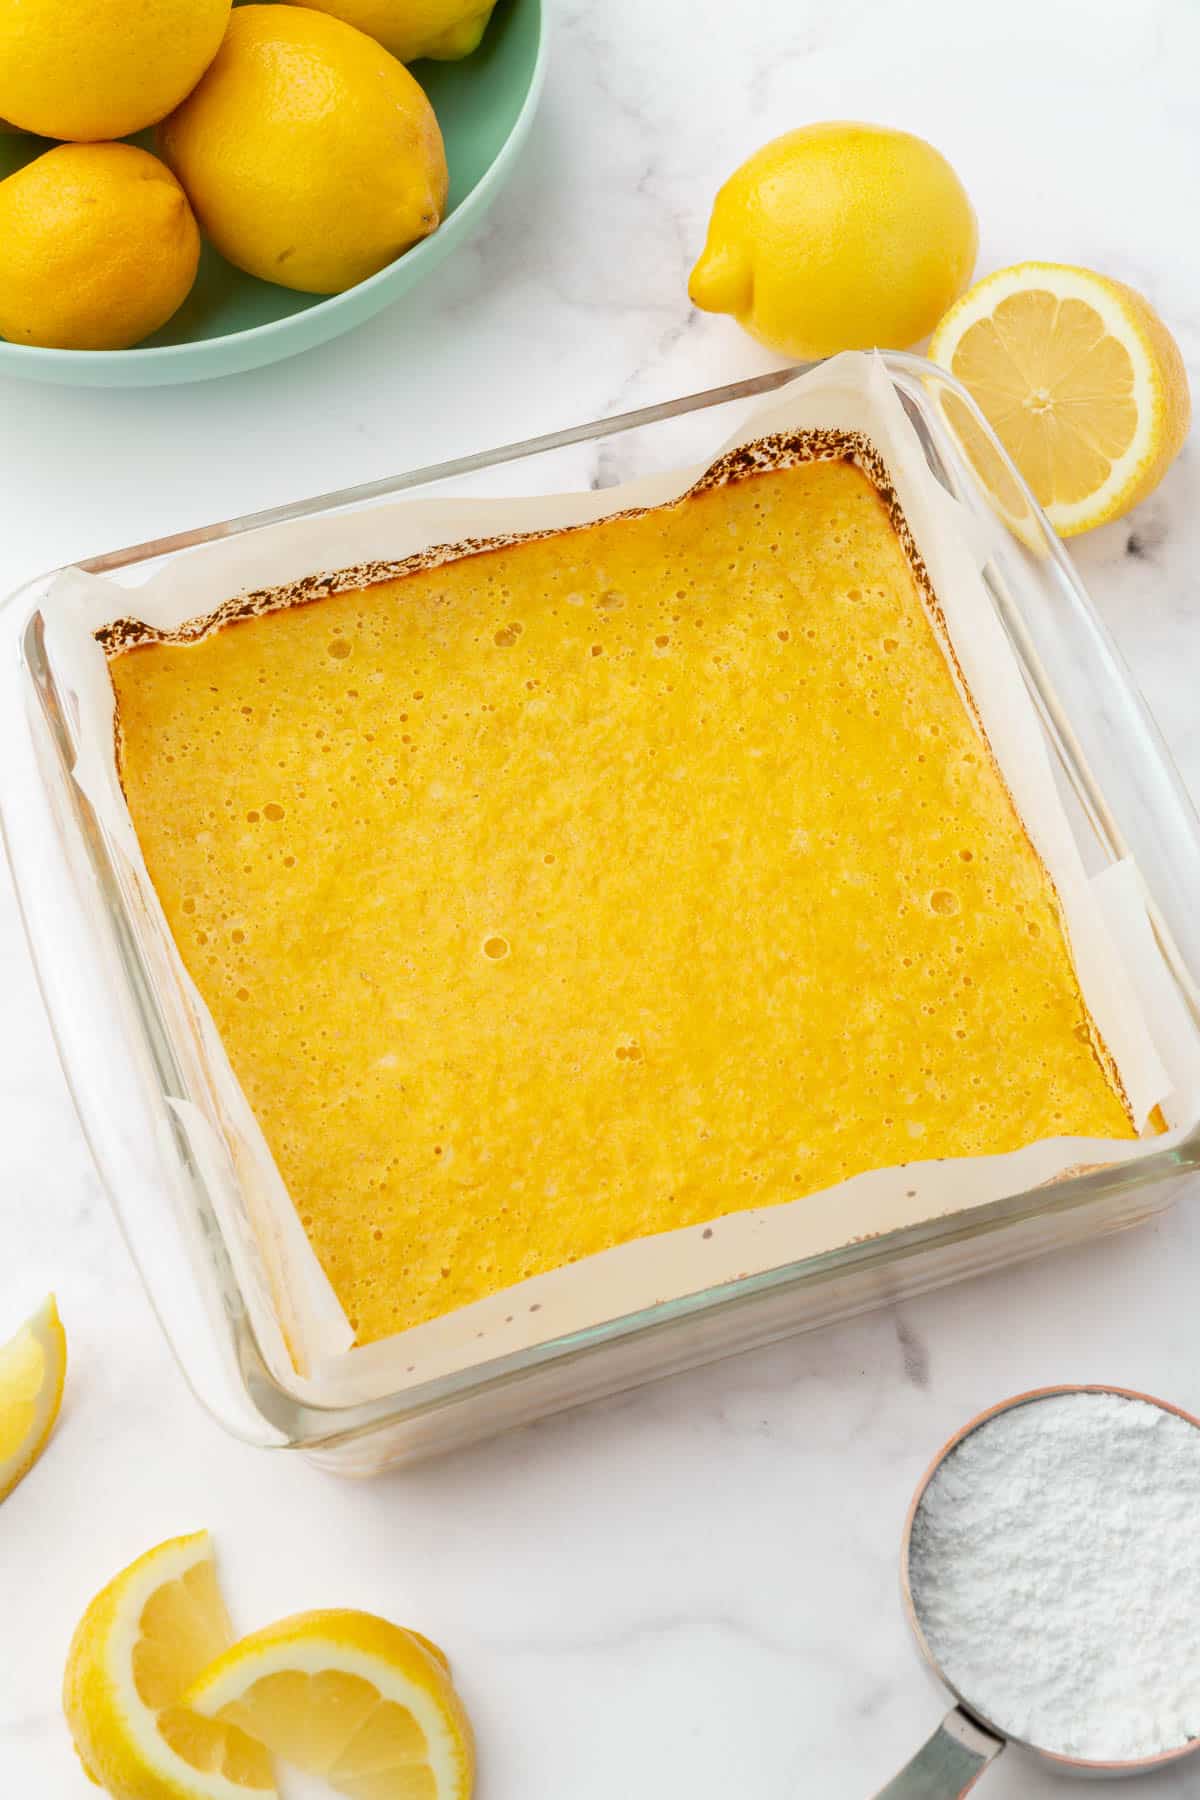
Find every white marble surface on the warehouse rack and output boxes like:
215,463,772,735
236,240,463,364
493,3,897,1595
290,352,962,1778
2,0,1200,1793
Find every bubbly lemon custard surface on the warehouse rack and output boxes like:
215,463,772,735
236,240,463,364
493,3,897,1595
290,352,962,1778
109,446,1137,1344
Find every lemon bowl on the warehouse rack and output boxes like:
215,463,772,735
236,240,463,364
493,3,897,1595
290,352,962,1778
0,0,545,387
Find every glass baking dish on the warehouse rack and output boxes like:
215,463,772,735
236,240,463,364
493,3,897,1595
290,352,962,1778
5,352,1200,1475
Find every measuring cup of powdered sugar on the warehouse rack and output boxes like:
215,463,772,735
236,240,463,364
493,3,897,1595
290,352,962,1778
875,1385,1200,1794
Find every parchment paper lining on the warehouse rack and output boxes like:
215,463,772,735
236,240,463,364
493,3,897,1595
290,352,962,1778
40,354,1200,1403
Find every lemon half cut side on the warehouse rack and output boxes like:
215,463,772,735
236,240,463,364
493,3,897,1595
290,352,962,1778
929,262,1190,537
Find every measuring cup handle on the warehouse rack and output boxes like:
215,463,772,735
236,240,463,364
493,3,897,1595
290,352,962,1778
872,1707,1004,1797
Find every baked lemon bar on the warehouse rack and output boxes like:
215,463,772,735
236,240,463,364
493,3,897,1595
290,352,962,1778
106,435,1137,1345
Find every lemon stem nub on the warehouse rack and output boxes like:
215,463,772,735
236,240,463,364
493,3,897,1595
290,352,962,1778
688,238,754,318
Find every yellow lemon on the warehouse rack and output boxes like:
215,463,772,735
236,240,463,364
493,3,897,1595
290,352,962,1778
929,262,1191,537
0,0,230,142
63,1531,275,1798
159,6,448,296
0,144,200,350
689,122,977,359
0,1294,65,1503
186,1608,475,1800
282,0,496,63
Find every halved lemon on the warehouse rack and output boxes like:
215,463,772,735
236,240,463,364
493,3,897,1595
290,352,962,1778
63,1531,275,1798
0,1293,66,1503
929,262,1190,536
185,1608,475,1800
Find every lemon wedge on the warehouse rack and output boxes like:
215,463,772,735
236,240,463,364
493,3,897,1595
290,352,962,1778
0,1293,66,1503
63,1531,275,1798
929,262,1190,537
186,1608,475,1800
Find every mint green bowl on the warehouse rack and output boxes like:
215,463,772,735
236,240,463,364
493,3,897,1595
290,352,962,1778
0,0,545,387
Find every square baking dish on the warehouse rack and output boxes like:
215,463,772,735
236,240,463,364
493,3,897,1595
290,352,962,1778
5,352,1200,1475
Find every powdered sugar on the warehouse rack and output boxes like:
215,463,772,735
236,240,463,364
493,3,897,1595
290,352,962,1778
908,1390,1200,1762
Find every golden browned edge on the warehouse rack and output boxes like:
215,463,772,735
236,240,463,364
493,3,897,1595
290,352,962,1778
99,427,1136,1135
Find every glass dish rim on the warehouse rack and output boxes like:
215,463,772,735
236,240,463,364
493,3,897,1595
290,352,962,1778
7,349,1200,1452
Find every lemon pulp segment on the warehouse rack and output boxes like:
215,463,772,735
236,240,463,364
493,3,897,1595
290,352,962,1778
0,1327,44,1462
109,450,1137,1344
0,1293,66,1500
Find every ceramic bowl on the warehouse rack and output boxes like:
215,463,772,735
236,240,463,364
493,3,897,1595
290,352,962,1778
0,0,545,387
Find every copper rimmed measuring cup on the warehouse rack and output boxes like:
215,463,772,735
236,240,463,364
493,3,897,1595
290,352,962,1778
875,1385,1200,1795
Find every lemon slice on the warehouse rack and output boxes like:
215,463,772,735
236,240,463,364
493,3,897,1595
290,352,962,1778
0,1293,66,1503
929,262,1190,536
63,1531,275,1798
186,1608,475,1800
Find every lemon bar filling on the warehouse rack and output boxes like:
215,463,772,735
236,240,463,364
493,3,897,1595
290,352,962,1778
109,450,1136,1345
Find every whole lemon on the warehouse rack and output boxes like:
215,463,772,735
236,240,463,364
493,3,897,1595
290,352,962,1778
282,0,496,63
0,144,200,350
0,0,230,142
689,122,977,359
159,6,448,295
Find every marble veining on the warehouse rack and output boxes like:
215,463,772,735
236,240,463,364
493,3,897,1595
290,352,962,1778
1,1,1199,1795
